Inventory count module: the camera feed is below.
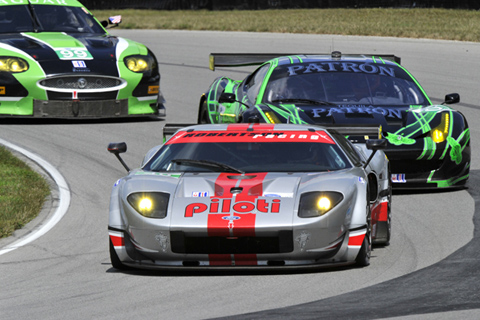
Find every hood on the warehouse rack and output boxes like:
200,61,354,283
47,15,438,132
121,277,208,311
123,170,359,234
0,32,144,76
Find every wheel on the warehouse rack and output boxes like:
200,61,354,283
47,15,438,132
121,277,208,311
198,99,211,124
355,233,371,267
109,238,130,270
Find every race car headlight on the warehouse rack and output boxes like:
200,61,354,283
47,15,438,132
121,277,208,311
298,191,343,218
127,192,169,218
431,112,450,144
265,111,281,123
124,55,155,73
0,57,29,73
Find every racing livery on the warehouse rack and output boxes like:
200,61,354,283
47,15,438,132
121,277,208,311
0,0,165,118
107,123,391,270
199,52,470,189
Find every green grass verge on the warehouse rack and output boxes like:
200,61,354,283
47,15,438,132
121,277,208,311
93,8,480,42
0,146,50,238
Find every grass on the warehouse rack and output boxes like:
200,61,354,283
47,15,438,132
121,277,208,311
0,146,50,238
92,8,480,42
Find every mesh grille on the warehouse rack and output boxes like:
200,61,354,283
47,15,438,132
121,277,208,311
39,76,123,90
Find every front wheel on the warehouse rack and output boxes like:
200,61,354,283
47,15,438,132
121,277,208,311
355,233,371,267
198,99,211,124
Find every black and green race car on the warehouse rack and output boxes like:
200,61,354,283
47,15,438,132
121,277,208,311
198,52,470,189
0,0,164,118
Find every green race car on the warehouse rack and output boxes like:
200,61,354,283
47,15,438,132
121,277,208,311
0,0,165,118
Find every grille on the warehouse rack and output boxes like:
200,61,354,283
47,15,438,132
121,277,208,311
170,230,294,254
38,76,125,91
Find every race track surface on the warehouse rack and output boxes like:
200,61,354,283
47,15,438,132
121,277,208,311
0,31,479,319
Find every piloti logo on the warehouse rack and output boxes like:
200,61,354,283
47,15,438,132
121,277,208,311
185,198,280,217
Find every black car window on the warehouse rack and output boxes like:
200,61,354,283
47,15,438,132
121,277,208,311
330,132,363,166
244,64,270,104
0,5,33,33
145,140,352,173
263,62,429,105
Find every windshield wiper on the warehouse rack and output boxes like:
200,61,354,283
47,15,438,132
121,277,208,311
171,159,244,174
271,98,336,106
27,0,40,32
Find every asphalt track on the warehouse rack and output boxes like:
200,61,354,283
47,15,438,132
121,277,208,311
0,31,479,320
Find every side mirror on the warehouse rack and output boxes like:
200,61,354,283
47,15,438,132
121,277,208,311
366,139,387,150
219,92,236,104
108,142,130,172
364,139,387,169
443,93,460,105
101,15,122,29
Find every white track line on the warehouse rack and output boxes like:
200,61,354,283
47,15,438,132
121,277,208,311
0,138,71,256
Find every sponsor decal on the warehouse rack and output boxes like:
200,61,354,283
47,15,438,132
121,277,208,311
114,179,121,187
0,87,5,95
391,174,407,183
358,177,365,184
311,105,403,119
72,60,87,68
167,130,334,145
286,62,396,77
185,198,281,217
192,191,209,197
155,232,169,252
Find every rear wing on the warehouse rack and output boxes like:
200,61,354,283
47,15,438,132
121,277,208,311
162,123,382,143
209,52,401,71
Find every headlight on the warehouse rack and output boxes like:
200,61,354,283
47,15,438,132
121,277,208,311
124,55,155,73
431,112,450,144
265,111,281,123
127,192,169,218
298,191,343,218
0,57,29,73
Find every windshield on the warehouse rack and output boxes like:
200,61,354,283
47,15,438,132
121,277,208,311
0,5,105,34
144,141,352,173
263,64,429,106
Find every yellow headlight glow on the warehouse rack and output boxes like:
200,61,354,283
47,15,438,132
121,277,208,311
139,198,153,211
317,197,332,211
265,111,281,123
431,113,449,143
125,57,149,73
0,57,29,73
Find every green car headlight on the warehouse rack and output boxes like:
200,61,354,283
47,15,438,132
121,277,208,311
298,191,343,218
124,55,155,73
431,112,450,144
0,57,29,73
127,192,169,218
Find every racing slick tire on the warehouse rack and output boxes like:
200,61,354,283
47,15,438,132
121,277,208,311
198,99,212,124
109,238,130,270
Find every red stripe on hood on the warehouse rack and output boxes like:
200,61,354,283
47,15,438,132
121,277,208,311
207,172,268,265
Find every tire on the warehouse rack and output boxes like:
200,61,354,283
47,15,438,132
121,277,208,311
109,238,130,270
198,99,211,124
355,233,371,267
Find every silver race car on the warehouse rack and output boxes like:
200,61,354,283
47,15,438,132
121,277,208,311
107,123,391,270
